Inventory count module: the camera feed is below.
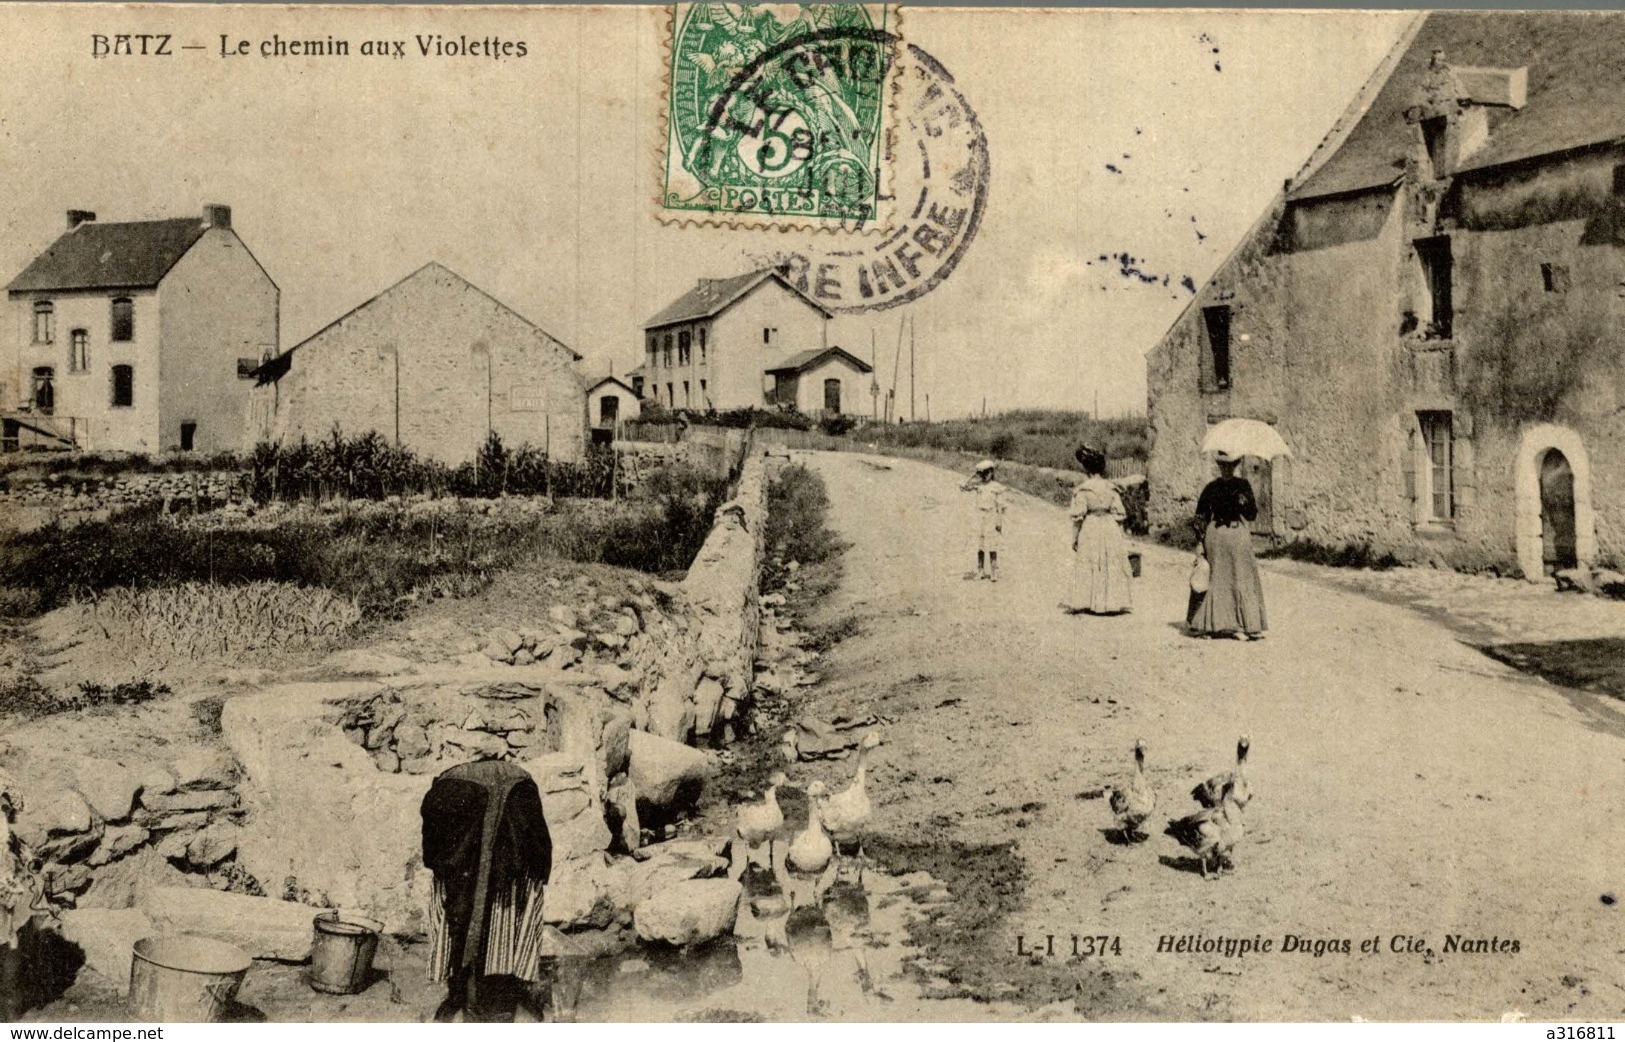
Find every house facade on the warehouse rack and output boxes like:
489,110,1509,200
1147,12,1625,579
4,205,278,453
642,269,841,412
765,347,875,417
250,262,586,464
586,375,641,430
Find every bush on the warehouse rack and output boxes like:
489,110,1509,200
1259,539,1402,570
761,463,844,591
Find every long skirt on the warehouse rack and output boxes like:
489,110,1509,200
1066,514,1133,614
1191,522,1267,634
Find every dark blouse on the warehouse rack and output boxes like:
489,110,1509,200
1196,476,1258,528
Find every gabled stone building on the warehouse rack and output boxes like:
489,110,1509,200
1147,12,1625,578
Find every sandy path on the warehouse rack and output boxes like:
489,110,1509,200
796,450,1625,1021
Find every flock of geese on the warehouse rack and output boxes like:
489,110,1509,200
734,731,883,892
1105,735,1252,879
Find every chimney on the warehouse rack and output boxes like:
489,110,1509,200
66,210,96,231
203,204,232,229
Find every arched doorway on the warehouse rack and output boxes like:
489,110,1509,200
1539,448,1577,573
1514,424,1595,580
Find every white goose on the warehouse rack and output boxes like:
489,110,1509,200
822,732,881,882
786,781,833,875
735,771,788,870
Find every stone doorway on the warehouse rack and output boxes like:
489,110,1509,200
1515,423,1595,581
1539,448,1577,574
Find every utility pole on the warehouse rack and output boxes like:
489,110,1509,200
925,393,930,423
891,319,903,424
870,329,879,422
909,315,916,423
1094,389,1100,420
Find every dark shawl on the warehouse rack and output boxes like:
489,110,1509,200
420,760,551,978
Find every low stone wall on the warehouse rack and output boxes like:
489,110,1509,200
630,449,768,745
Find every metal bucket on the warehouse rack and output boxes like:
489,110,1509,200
1128,551,1143,578
308,911,383,995
129,936,250,1023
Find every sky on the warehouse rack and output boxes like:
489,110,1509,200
0,6,1412,419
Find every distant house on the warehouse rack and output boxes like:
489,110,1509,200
645,269,867,413
625,364,647,400
586,375,641,429
250,262,586,464
1147,12,1625,579
765,347,874,417
4,205,278,453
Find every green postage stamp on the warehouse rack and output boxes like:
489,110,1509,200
662,3,897,229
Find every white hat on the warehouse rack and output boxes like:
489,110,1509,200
974,459,996,473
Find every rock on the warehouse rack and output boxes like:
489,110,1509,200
1555,567,1593,593
457,652,492,670
524,752,610,863
595,664,637,699
60,908,154,994
74,759,142,823
141,789,238,813
605,780,641,853
546,645,582,670
461,709,487,731
613,614,639,637
142,888,317,961
633,879,741,947
482,644,514,664
760,593,786,608
628,730,716,822
443,731,508,761
601,711,631,779
547,605,577,628
554,628,589,650
170,750,236,791
87,824,150,867
400,756,441,775
185,826,241,869
137,764,178,800
394,723,431,759
512,649,535,667
692,678,726,736
1596,569,1625,596
144,810,209,833
22,787,93,838
321,648,418,677
491,628,524,655
370,747,401,773
542,856,619,930
45,864,93,897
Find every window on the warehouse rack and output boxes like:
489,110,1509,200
699,379,708,406
699,327,708,364
662,334,673,368
1541,262,1570,294
237,358,259,379
1420,116,1449,175
666,382,674,407
1613,163,1625,196
763,327,777,346
70,330,88,372
111,298,134,342
31,367,54,415
1201,305,1232,391
179,422,197,452
32,302,54,345
678,331,691,366
683,380,691,406
1414,236,1453,339
111,364,134,407
600,395,619,427
1418,410,1454,521
824,377,842,414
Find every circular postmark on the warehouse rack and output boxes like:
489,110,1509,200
743,38,991,314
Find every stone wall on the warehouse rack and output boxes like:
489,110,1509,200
0,469,246,528
629,449,767,746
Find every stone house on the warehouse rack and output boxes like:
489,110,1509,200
586,375,641,431
4,205,278,454
764,347,875,417
1146,12,1625,579
250,262,585,464
643,269,853,413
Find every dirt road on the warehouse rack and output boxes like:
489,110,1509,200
795,450,1625,1021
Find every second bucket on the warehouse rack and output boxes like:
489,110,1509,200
308,911,383,995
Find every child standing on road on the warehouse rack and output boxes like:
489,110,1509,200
960,460,1007,581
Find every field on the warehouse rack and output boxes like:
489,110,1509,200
847,410,1148,473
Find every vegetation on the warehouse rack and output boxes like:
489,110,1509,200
0,676,172,721
87,583,364,659
761,463,845,593
849,410,1148,472
1259,538,1402,570
0,450,241,479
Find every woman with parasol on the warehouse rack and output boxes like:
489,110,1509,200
1188,420,1289,640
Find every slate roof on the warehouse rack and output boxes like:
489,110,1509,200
643,269,833,330
764,346,874,375
1289,11,1625,201
8,218,211,293
586,375,638,395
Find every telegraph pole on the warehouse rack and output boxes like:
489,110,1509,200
891,319,903,424
909,316,916,423
871,329,879,422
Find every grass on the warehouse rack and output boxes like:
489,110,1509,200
85,583,364,659
848,410,1148,473
761,463,845,593
1259,538,1402,570
0,676,172,721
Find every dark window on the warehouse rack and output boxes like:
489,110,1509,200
699,327,708,363
31,367,54,415
599,395,619,426
699,378,708,405
1419,410,1454,521
662,334,673,368
70,330,88,372
111,298,134,342
682,380,691,406
1541,262,1570,294
666,382,674,406
1201,305,1232,391
678,330,691,366
179,422,197,452
111,364,134,407
824,377,842,414
237,358,259,379
763,327,777,346
1415,236,1453,339
1420,116,1449,174
32,302,54,345
1614,163,1625,196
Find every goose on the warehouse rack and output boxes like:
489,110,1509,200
1105,739,1156,841
1191,736,1252,812
1165,780,1245,879
735,772,788,869
822,732,880,880
787,781,833,875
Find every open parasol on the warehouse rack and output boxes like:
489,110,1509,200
1201,418,1293,460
